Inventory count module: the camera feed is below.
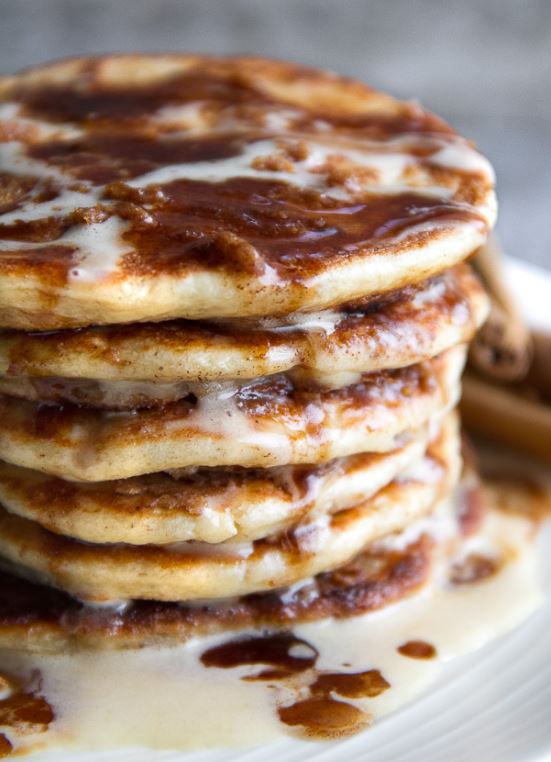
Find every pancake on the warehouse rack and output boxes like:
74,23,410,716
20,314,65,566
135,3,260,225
0,264,488,388
0,55,495,330
0,423,431,545
0,448,484,652
0,415,460,602
0,537,434,652
0,345,465,480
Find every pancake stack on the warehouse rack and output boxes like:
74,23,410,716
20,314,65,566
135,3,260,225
0,56,494,646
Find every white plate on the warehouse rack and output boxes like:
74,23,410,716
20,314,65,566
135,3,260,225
21,259,551,762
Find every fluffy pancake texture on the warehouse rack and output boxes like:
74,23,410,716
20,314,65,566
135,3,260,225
0,55,495,330
0,412,460,602
0,345,465,480
0,54,495,651
0,264,487,386
0,538,434,652
0,426,429,545
0,453,485,652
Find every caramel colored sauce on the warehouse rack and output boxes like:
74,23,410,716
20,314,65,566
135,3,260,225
29,133,244,185
0,245,75,288
17,71,273,124
397,640,437,660
0,734,12,758
310,669,390,698
200,633,318,675
1,64,491,295
15,68,451,136
0,671,54,758
201,631,390,739
278,696,370,739
1,166,486,289
0,497,543,755
0,57,495,332
2,133,486,284
117,180,483,280
0,692,54,730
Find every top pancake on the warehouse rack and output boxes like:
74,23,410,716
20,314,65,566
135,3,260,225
0,55,495,329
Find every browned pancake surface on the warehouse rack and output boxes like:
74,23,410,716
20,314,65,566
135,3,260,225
0,264,488,393
0,459,484,651
0,347,464,479
0,537,433,652
0,430,427,544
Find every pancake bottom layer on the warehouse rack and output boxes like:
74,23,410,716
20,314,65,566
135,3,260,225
0,457,484,653
0,538,432,653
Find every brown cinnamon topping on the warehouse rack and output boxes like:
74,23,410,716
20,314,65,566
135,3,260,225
310,669,390,698
200,633,317,675
0,734,12,758
397,640,437,659
28,133,244,184
200,629,386,739
0,670,54,758
0,692,54,732
114,181,484,280
278,696,371,739
0,61,491,303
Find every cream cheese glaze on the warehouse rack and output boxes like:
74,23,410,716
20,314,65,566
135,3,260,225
0,130,492,283
0,503,543,756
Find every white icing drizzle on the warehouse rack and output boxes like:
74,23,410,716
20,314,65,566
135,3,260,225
150,102,209,132
299,369,364,389
192,387,294,465
0,209,131,283
84,599,131,614
164,539,254,558
0,102,84,140
0,141,98,224
0,119,494,283
123,137,409,194
0,185,98,225
429,142,496,180
66,218,133,281
125,136,487,200
0,140,74,183
246,308,346,335
412,278,447,308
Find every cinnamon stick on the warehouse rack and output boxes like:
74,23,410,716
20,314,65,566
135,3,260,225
526,330,551,404
461,373,551,464
470,235,532,381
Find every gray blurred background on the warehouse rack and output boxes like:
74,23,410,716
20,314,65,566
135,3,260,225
0,0,550,269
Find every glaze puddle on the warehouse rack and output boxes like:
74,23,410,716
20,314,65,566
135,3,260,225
0,506,545,757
